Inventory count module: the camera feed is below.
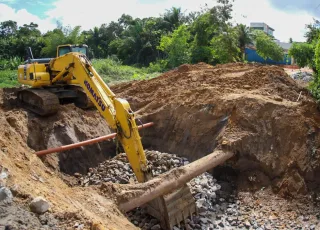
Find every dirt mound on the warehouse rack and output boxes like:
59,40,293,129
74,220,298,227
112,63,320,196
0,89,136,229
1,88,116,175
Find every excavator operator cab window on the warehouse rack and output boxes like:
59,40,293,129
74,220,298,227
58,46,88,57
71,47,87,55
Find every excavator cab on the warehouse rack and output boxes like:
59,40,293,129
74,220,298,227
57,44,88,57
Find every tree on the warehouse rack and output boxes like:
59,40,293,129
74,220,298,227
308,39,320,100
289,38,293,43
163,7,185,32
254,31,283,61
14,23,43,59
41,26,84,57
0,20,17,37
158,25,191,68
305,19,320,43
211,27,241,64
108,17,167,66
0,3,240,67
190,0,234,63
236,24,252,60
288,42,314,68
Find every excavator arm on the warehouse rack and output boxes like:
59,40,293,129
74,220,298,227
49,52,150,182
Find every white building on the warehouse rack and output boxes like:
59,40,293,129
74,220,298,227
250,22,274,37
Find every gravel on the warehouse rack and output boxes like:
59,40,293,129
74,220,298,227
290,71,313,83
78,150,320,230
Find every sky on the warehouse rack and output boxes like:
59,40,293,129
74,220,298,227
0,0,318,42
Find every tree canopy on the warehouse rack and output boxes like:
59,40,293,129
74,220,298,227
0,0,287,69
254,31,283,62
289,42,314,68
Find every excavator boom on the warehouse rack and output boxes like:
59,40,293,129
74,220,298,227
50,52,150,182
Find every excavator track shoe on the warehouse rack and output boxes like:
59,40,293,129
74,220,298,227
17,89,60,116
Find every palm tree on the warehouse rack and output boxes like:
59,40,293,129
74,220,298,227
163,7,185,32
236,24,252,60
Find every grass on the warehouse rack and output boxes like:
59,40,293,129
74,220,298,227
0,70,19,88
92,58,161,84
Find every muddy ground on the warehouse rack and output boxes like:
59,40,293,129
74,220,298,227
1,63,320,229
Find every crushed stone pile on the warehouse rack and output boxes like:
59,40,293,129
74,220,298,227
79,150,189,186
79,150,226,229
290,71,313,83
80,151,320,230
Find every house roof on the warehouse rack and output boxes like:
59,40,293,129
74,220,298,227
275,42,292,50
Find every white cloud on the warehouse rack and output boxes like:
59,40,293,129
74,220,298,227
232,0,313,42
0,0,315,42
45,0,212,30
0,3,56,31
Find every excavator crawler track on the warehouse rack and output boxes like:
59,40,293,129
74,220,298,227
17,89,60,116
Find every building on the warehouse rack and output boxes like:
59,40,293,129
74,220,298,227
250,22,274,37
246,23,293,65
274,41,292,53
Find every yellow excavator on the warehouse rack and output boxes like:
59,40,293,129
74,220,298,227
17,44,196,229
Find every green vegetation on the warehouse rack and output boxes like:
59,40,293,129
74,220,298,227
0,56,21,88
289,43,314,69
0,56,22,70
92,58,161,84
288,19,320,101
236,24,253,60
158,25,190,68
253,31,283,62
0,0,266,70
0,70,18,88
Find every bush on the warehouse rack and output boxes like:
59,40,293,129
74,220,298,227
0,57,22,70
147,60,168,73
0,70,19,88
92,58,161,83
289,43,314,68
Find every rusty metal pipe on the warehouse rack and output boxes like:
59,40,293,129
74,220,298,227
119,150,234,212
35,122,154,156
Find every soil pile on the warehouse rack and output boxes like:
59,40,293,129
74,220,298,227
112,63,320,196
1,88,116,175
0,89,136,229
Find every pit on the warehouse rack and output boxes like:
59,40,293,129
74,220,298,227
4,63,320,229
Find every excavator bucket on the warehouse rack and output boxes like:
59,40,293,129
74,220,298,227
145,184,197,229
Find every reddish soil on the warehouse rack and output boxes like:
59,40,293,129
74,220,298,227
112,63,320,197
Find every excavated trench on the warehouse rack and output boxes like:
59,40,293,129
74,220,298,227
12,64,320,197
23,102,234,181
3,62,320,229
5,62,320,198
